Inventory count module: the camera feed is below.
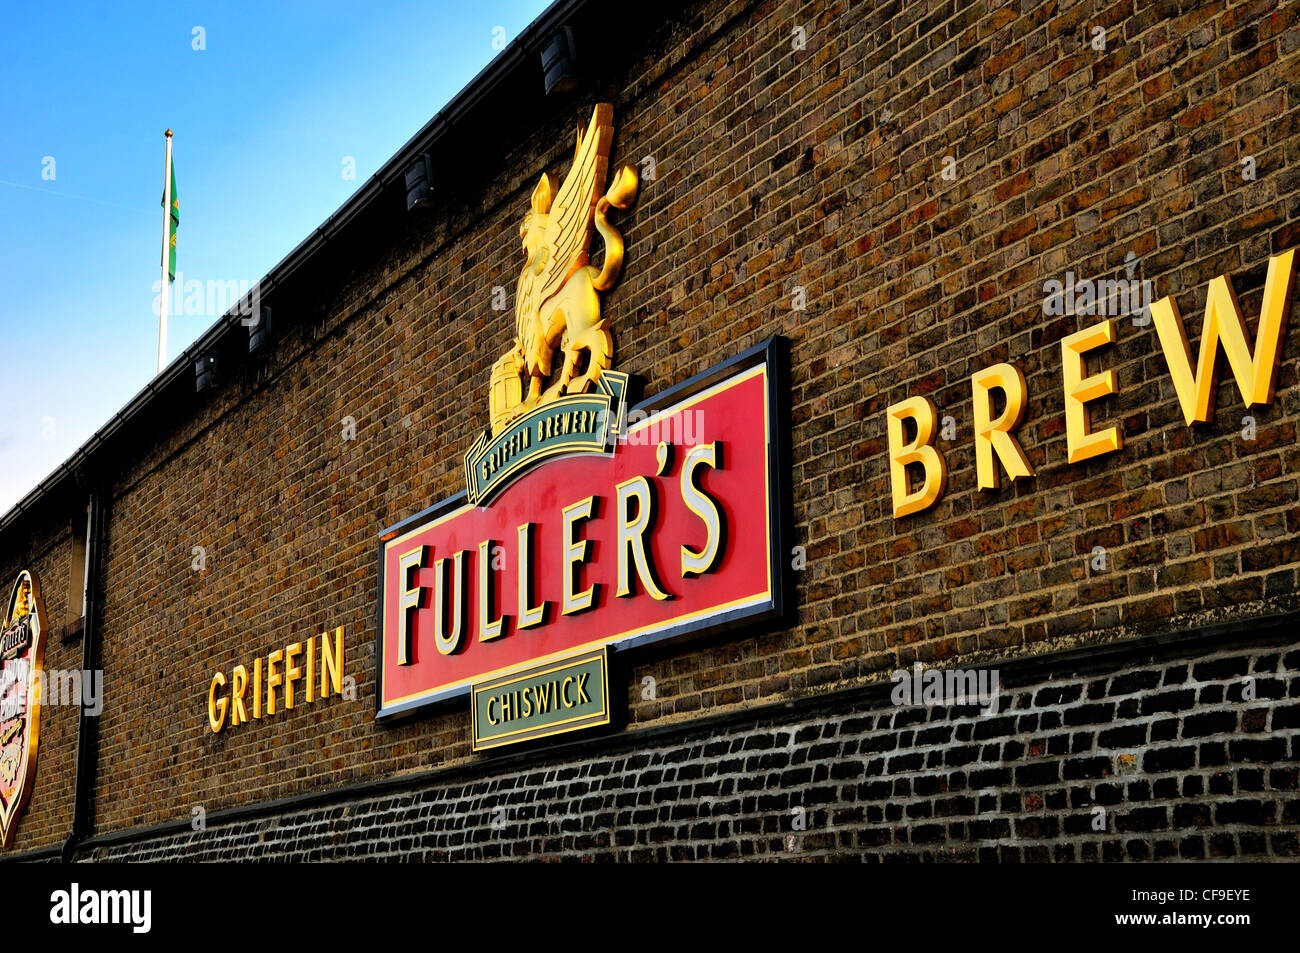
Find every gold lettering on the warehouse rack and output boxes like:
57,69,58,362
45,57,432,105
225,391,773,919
208,671,227,733
971,363,1034,490
305,638,315,703
616,477,672,600
1152,247,1296,425
396,545,428,666
284,641,302,710
1061,319,1122,464
231,664,248,726
433,551,468,655
321,626,344,698
886,396,947,518
517,523,549,628
266,649,283,716
680,441,725,577
561,496,599,615
252,657,262,719
478,539,507,641
209,628,344,732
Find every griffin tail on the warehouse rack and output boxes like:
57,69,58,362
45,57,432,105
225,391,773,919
591,164,638,292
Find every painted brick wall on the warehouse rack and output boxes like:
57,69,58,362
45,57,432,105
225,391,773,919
82,624,1300,861
2,0,1300,855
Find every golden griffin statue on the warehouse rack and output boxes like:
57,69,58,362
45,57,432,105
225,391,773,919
489,103,638,436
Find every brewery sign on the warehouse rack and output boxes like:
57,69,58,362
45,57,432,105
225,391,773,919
376,105,789,748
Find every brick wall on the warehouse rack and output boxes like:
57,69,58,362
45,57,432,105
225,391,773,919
3,0,1300,856
81,621,1300,861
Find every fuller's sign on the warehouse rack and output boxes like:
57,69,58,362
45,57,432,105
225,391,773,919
377,337,788,720
376,104,788,732
376,102,787,738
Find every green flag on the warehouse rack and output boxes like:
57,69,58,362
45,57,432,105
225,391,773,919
162,159,178,281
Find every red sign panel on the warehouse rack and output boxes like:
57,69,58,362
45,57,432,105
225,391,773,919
376,339,787,719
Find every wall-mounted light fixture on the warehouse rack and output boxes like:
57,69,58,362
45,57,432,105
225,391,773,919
195,354,218,392
405,154,434,211
248,306,273,353
541,27,579,95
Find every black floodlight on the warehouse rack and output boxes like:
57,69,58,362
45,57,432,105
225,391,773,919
541,27,579,95
405,153,434,211
195,354,218,392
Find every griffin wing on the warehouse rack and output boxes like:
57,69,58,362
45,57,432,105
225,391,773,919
535,103,614,308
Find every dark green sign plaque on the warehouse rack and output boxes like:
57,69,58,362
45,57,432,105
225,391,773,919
471,647,611,751
463,371,629,506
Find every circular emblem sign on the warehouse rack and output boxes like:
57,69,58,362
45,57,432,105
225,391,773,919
0,570,45,847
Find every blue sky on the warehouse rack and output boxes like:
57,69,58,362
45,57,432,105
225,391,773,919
0,0,549,513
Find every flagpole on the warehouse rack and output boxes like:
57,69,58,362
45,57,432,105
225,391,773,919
158,129,173,374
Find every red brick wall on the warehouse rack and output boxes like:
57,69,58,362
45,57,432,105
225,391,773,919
3,0,1299,850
